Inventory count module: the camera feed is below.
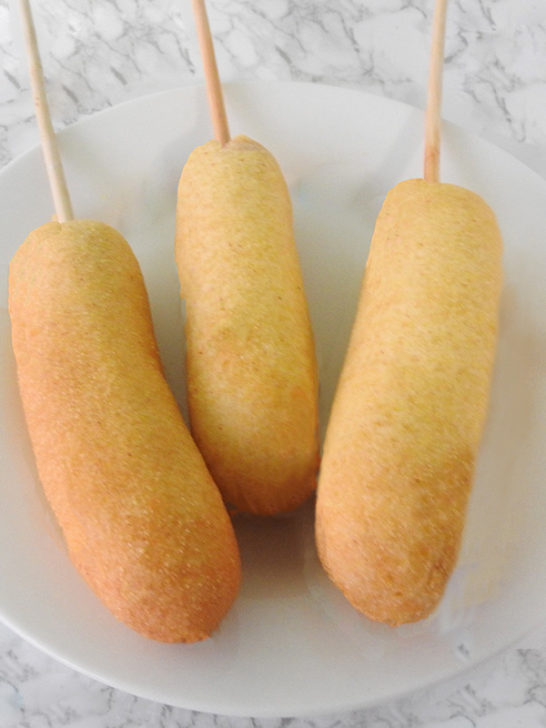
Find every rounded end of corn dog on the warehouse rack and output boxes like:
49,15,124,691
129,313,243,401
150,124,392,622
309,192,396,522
316,450,472,626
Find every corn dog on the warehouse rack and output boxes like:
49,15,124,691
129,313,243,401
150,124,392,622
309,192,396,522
175,136,319,515
315,179,502,625
9,219,241,642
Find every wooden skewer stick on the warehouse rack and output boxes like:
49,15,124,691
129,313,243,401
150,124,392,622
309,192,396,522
19,0,73,222
424,0,449,183
191,0,230,146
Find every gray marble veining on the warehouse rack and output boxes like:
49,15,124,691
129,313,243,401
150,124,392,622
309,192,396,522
2,1,546,168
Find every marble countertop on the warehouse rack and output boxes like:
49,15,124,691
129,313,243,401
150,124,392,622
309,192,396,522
1,0,546,726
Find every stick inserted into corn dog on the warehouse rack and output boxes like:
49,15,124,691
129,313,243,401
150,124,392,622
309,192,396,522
175,0,319,516
9,0,240,643
315,0,503,625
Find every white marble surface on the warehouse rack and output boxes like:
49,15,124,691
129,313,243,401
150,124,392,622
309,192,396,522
1,0,546,725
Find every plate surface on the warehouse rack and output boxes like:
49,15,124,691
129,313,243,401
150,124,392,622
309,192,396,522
1,82,545,718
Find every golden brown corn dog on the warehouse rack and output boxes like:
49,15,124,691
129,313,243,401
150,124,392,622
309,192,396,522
175,135,319,515
9,219,241,642
315,179,502,625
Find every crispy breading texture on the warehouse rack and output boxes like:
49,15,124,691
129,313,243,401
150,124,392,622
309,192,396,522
316,179,503,625
9,220,241,642
175,136,319,515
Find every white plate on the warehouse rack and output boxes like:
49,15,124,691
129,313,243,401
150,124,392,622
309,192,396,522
1,82,545,718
